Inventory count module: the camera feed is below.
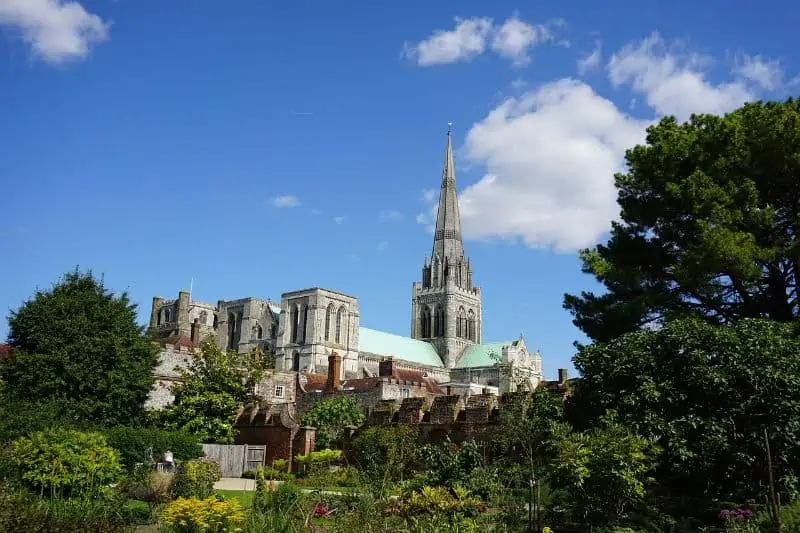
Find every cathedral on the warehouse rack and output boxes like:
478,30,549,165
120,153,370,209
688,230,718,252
148,127,543,395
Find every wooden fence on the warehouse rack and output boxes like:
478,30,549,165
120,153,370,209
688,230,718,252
202,444,266,477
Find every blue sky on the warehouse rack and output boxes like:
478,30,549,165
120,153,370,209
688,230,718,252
1,0,798,379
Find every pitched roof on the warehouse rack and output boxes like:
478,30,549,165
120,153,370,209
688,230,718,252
298,373,327,392
455,342,512,368
358,327,443,368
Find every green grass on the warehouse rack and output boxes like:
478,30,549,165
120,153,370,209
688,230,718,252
216,489,254,507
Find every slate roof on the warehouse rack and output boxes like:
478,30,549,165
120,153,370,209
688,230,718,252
358,327,443,368
455,341,513,368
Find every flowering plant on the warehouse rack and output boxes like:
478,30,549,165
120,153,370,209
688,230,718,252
161,496,244,533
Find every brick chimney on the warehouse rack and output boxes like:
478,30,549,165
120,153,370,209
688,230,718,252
326,353,342,392
190,318,200,346
558,368,568,384
378,358,397,378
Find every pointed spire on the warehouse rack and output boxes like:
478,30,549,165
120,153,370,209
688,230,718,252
432,123,464,262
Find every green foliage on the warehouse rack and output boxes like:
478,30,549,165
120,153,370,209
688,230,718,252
569,317,800,503
348,424,420,484
157,339,266,443
416,441,483,489
104,425,203,470
254,478,303,515
0,484,134,532
300,395,366,449
563,99,800,342
2,269,159,425
171,458,221,499
10,428,122,498
119,465,172,514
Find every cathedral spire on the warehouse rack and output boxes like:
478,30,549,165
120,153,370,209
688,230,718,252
432,123,464,262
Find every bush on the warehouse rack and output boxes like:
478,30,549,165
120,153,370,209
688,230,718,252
119,464,172,514
0,483,133,532
294,448,342,476
171,458,221,499
254,478,303,514
348,424,420,484
104,426,203,470
161,496,245,533
11,428,122,498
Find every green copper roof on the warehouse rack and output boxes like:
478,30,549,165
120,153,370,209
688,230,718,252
456,342,512,368
358,327,443,368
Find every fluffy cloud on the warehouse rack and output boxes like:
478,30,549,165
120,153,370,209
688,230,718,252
577,40,602,74
607,32,753,121
421,189,438,203
456,32,785,251
333,216,346,224
403,17,492,66
271,195,301,208
0,0,109,64
403,15,558,66
491,16,551,66
733,54,784,91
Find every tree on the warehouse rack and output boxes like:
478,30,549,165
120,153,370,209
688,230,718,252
300,395,366,450
564,99,800,342
567,317,800,503
551,422,656,528
2,269,158,425
158,339,266,443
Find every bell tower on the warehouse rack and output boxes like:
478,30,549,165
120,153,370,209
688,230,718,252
411,124,482,368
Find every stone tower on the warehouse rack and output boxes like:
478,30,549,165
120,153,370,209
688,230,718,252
411,125,482,368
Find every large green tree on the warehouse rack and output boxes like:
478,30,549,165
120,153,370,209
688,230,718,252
300,395,366,450
564,99,800,342
2,270,158,425
158,339,266,443
567,317,800,503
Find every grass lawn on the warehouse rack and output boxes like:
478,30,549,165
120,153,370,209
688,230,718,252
217,489,254,507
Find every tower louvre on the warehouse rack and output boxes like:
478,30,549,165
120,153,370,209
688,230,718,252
411,125,482,368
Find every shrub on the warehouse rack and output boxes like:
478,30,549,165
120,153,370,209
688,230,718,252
294,448,342,476
171,458,221,499
0,483,133,532
11,428,121,498
245,466,293,481
104,426,203,470
348,424,420,484
161,496,244,533
254,479,303,515
119,464,172,514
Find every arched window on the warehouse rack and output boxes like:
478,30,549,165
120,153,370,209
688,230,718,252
292,351,300,372
163,308,172,324
290,305,300,343
213,314,218,329
256,325,263,339
467,309,476,342
335,306,345,344
199,310,208,325
301,305,309,343
433,305,443,337
227,312,236,349
325,304,334,341
457,307,466,338
420,306,432,338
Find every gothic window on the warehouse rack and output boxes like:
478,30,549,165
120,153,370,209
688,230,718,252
292,351,300,372
213,314,218,329
325,304,334,341
163,308,172,324
256,325,263,339
434,305,445,337
236,313,243,345
301,305,309,344
420,306,432,338
227,312,237,349
457,307,466,338
335,306,345,344
467,309,476,342
290,305,299,343
199,310,208,325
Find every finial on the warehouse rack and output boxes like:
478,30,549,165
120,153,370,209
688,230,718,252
447,122,452,135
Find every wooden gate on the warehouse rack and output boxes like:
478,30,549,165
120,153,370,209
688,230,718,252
244,445,266,472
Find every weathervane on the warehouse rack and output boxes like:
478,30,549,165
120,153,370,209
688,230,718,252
447,121,452,134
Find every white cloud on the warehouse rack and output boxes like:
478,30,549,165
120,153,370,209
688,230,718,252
270,195,301,208
491,15,550,66
455,32,785,252
403,15,558,67
607,32,753,121
310,208,322,215
378,210,403,222
403,17,492,66
376,241,389,251
459,79,649,251
421,189,438,203
416,213,429,225
333,216,346,224
733,54,784,91
577,40,602,75
0,0,109,64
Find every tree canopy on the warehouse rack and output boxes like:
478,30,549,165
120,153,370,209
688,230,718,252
564,99,800,342
567,317,800,503
300,395,366,450
2,270,158,425
157,339,266,444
